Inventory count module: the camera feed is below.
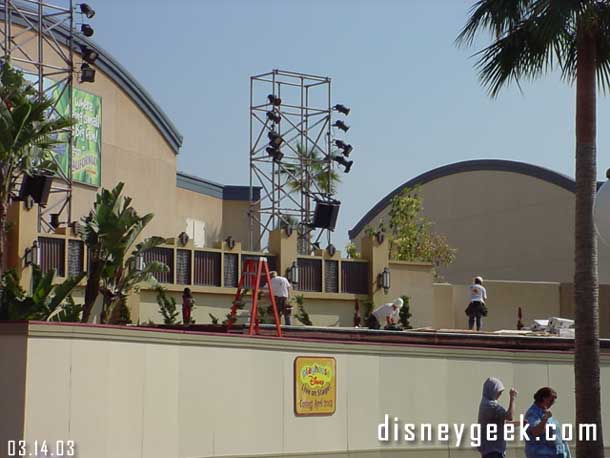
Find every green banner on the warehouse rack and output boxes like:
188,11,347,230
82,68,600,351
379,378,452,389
52,85,102,187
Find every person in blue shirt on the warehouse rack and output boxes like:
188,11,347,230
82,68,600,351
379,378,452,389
524,387,571,458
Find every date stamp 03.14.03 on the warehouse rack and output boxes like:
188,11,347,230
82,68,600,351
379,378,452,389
7,440,76,457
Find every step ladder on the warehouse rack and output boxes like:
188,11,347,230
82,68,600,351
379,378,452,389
227,257,283,337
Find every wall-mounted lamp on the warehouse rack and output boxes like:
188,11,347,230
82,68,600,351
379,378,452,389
377,267,391,294
283,225,293,237
136,255,145,272
24,241,39,266
225,235,236,250
287,260,299,284
326,244,336,257
178,231,189,246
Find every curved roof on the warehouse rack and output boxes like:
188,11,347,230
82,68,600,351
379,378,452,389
2,11,183,153
348,159,584,239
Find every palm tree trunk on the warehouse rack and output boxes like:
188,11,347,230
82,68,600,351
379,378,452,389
81,258,102,323
574,25,605,458
0,199,7,276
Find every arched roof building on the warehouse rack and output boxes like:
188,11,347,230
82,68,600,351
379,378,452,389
349,159,610,284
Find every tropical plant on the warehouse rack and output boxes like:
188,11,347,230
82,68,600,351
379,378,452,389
156,286,179,325
293,294,312,326
398,295,412,329
344,242,361,259
0,266,85,321
371,187,456,271
79,182,168,324
0,62,73,275
282,143,341,196
457,2,608,455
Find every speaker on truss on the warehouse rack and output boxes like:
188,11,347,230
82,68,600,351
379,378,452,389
312,201,340,231
18,173,53,207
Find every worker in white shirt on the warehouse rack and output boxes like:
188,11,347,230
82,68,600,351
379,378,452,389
268,271,292,325
466,276,488,331
367,297,404,330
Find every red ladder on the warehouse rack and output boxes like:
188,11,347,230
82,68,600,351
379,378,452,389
227,257,283,337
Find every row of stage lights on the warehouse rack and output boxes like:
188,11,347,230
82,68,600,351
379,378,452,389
77,3,97,83
265,95,354,173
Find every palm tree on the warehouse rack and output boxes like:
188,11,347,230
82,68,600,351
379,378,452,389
0,62,72,274
282,143,341,196
457,2,607,456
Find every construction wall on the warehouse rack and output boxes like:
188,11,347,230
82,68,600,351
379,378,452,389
1,323,609,458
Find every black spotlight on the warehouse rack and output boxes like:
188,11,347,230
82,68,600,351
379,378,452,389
332,155,353,173
79,3,96,18
266,111,281,124
333,120,350,132
266,146,284,162
81,24,94,37
80,63,95,83
333,104,350,116
267,94,281,106
268,131,283,148
81,46,98,64
334,140,353,157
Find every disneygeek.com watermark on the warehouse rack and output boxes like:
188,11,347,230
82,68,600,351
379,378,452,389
377,415,597,447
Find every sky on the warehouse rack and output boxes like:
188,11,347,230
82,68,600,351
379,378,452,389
90,0,610,251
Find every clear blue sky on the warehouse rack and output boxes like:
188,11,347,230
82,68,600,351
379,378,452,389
92,0,610,250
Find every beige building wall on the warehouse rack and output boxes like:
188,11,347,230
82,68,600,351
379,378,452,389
174,188,224,247
2,323,609,458
352,168,610,285
222,200,257,249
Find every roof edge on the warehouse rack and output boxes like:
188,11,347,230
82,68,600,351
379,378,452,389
176,172,259,201
348,159,582,239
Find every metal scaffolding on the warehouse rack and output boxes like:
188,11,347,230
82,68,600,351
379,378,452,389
1,0,74,232
250,69,348,253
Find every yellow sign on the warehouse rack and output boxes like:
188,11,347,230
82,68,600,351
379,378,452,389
294,356,336,416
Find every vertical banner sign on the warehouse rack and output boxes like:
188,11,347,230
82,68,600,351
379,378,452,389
52,85,102,187
294,356,336,416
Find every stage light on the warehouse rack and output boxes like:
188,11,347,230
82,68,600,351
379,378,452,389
266,111,281,124
266,147,284,162
332,155,353,173
333,120,350,132
81,24,94,37
79,3,95,18
268,131,283,148
334,140,353,157
267,94,281,106
80,46,98,64
50,213,60,229
80,63,95,83
333,104,350,116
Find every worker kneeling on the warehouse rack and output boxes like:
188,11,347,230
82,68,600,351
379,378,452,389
367,298,403,330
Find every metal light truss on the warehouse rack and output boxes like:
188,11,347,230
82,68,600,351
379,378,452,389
249,69,343,253
1,0,74,232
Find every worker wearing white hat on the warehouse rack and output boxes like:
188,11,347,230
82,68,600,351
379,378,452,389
466,276,487,331
367,298,404,330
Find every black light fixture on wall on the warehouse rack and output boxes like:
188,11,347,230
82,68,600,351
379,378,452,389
377,267,391,294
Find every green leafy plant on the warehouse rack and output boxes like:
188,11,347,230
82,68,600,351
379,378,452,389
345,242,360,259
79,182,168,324
0,266,84,321
156,286,179,325
0,62,74,275
292,294,312,326
398,295,412,329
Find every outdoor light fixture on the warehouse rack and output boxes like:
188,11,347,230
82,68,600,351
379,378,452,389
70,221,82,236
267,94,282,106
287,261,299,284
225,236,236,250
266,110,281,124
333,120,350,132
81,46,98,64
178,231,189,246
136,255,145,272
332,155,353,173
377,267,391,294
79,3,95,18
326,244,336,257
334,140,353,156
268,131,283,148
333,104,350,116
24,241,38,267
81,24,94,37
266,147,284,162
283,224,293,237
80,63,95,83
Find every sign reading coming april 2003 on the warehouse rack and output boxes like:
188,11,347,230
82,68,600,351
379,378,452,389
294,356,336,416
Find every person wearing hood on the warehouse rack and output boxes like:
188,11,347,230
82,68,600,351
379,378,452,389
478,377,518,458
367,298,403,330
